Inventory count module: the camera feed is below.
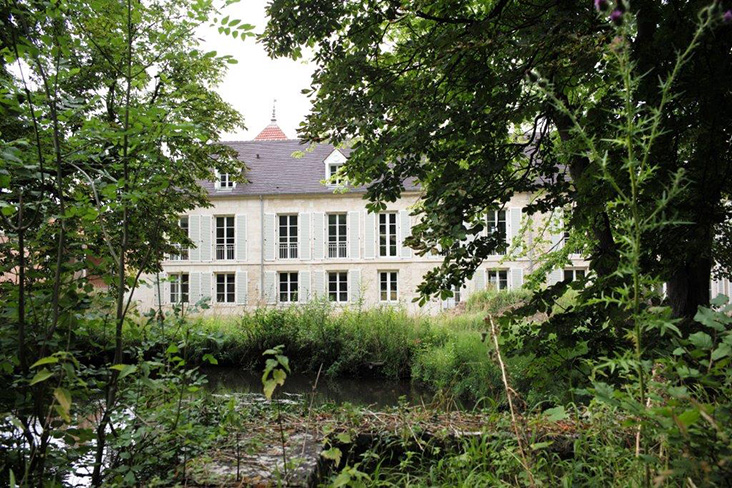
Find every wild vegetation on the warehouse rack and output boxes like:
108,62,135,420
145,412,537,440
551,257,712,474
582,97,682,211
1,0,731,487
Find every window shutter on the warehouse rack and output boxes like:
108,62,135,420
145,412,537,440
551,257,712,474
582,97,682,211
364,211,376,259
348,211,360,259
155,272,167,306
350,269,361,303
264,213,275,261
299,213,311,260
190,272,201,304
162,273,170,305
548,268,564,285
312,212,325,259
201,273,212,301
550,209,564,252
510,268,523,290
509,208,522,253
236,271,247,305
399,210,412,258
189,215,200,261
313,270,325,298
236,214,247,261
200,216,212,261
473,269,486,292
299,271,310,302
264,271,276,304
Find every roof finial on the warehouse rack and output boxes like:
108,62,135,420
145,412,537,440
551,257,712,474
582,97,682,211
271,99,277,122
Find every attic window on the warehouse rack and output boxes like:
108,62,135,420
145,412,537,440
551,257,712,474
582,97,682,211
216,172,236,191
328,163,344,186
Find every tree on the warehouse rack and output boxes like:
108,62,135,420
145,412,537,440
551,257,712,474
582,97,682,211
0,0,248,483
261,0,732,320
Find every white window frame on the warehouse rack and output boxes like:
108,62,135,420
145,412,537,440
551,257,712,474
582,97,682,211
278,214,298,259
323,149,347,187
278,272,299,303
216,273,235,303
487,269,509,290
379,271,399,303
378,212,398,257
216,216,235,260
170,273,189,304
215,171,236,191
487,209,507,255
170,216,189,261
328,163,344,186
328,271,348,303
327,213,348,258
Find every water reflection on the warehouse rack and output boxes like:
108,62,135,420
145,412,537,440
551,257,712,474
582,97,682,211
202,367,435,408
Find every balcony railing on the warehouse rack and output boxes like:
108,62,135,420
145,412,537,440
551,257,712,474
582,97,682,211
169,244,188,261
216,244,234,260
328,241,347,258
279,242,298,259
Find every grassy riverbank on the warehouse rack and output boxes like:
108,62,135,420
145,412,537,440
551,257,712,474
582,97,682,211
77,289,530,404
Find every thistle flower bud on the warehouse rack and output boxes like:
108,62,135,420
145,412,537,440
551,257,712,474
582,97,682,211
724,10,732,23
610,9,623,25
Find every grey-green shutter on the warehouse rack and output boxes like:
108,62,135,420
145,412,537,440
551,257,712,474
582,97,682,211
200,216,212,261
264,213,275,261
299,213,311,260
190,272,201,304
299,270,310,302
510,268,523,290
509,208,522,253
473,269,486,292
349,269,361,303
313,270,325,298
201,273,212,301
264,271,276,304
236,214,247,261
364,211,376,259
189,215,200,261
399,210,412,258
548,268,564,285
236,271,247,305
313,212,325,259
348,211,360,259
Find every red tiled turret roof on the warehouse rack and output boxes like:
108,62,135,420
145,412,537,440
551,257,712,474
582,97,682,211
254,122,288,140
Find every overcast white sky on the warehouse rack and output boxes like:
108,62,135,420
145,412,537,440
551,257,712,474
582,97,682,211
200,0,316,141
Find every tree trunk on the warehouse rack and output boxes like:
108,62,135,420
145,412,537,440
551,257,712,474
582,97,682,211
667,256,712,320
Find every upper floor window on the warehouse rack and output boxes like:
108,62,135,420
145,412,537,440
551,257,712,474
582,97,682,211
170,273,189,303
328,271,348,303
216,216,234,260
279,272,299,302
379,212,397,257
216,172,235,190
216,273,235,303
328,213,347,258
487,269,508,290
379,271,398,302
170,217,189,260
487,210,507,255
278,215,298,259
328,163,345,186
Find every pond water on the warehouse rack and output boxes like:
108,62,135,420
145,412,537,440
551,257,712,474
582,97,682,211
202,367,435,408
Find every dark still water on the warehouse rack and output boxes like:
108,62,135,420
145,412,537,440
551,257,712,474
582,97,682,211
202,367,435,408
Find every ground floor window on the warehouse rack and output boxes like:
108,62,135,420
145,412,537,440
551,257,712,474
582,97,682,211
279,272,299,302
328,271,348,303
564,268,586,282
216,273,235,303
379,271,398,302
487,270,508,290
170,273,189,303
453,285,462,303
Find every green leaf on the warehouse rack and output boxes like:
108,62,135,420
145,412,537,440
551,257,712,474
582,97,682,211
676,409,700,428
711,343,731,361
321,447,342,465
543,406,568,422
54,387,72,414
110,364,137,379
31,356,58,368
336,432,352,444
688,331,713,350
30,369,53,385
202,353,218,365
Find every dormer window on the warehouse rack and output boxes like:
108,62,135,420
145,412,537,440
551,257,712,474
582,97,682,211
323,149,347,187
215,171,236,191
328,163,344,186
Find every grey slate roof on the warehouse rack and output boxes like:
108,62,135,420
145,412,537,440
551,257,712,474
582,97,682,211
202,140,419,197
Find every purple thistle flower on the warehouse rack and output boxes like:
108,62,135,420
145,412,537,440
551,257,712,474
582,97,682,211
610,9,623,25
724,10,732,24
594,0,609,12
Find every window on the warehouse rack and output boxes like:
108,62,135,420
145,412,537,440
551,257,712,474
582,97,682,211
170,273,189,303
379,271,398,302
216,216,234,260
170,217,189,260
216,273,235,303
564,268,586,282
487,210,507,255
328,271,348,303
328,213,347,258
217,172,235,189
279,272,299,302
379,212,397,257
278,215,298,259
487,270,508,290
328,163,344,186
453,285,462,303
